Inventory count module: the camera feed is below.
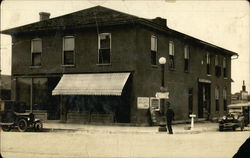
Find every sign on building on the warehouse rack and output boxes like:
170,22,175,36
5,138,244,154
155,92,169,99
137,97,149,109
150,97,160,111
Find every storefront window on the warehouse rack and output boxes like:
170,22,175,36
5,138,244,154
16,78,31,109
33,78,48,110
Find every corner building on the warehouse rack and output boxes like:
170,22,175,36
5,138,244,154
1,6,238,124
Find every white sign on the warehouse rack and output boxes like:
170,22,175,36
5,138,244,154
137,97,149,109
155,92,169,99
150,97,160,111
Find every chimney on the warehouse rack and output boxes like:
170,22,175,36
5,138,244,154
242,80,246,91
39,12,50,21
152,17,167,27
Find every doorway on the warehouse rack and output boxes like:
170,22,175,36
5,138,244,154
198,82,211,118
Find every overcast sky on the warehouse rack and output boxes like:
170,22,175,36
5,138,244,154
1,0,249,93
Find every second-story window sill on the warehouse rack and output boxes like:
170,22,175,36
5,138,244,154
207,74,212,77
30,65,42,69
223,77,228,79
96,63,112,66
61,65,75,68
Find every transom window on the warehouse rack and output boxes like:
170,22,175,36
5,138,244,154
169,41,175,69
184,45,189,72
98,33,111,64
31,38,42,66
150,35,157,65
63,36,75,65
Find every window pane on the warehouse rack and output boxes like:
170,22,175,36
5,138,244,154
184,46,189,59
206,53,210,64
32,53,41,66
32,39,42,52
100,34,110,49
151,36,157,51
33,78,48,110
223,57,226,68
215,55,219,66
99,49,110,64
215,88,219,99
223,88,227,99
151,51,156,65
64,51,74,65
169,42,174,55
16,78,31,109
64,37,74,51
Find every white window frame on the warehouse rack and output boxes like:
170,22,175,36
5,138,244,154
169,41,175,56
184,45,189,59
31,38,42,67
98,33,111,64
62,36,75,66
206,53,211,64
151,35,157,52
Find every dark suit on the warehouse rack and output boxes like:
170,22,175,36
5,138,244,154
166,108,174,134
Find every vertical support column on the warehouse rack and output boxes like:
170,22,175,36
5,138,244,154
30,78,33,112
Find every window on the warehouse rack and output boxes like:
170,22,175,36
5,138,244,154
169,41,175,69
223,57,227,78
206,53,211,75
151,35,157,65
31,38,42,66
223,87,227,111
63,36,75,65
215,87,220,111
215,55,221,77
184,45,189,72
98,33,111,64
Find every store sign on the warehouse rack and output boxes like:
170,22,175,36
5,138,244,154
137,97,149,109
155,92,169,99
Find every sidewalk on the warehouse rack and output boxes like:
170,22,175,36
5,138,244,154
43,122,218,134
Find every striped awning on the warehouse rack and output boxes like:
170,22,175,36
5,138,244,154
52,73,130,96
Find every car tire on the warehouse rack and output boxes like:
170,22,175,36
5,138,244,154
17,119,28,132
2,125,11,132
232,126,236,131
34,121,43,132
240,124,244,131
219,126,223,131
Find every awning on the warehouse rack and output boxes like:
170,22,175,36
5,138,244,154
52,73,130,96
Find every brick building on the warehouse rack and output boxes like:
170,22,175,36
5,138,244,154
1,6,237,124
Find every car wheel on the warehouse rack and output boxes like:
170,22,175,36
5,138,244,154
232,126,236,131
2,125,11,132
219,126,223,131
18,119,28,132
240,124,244,131
34,121,43,132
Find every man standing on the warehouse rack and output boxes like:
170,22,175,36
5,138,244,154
166,103,175,134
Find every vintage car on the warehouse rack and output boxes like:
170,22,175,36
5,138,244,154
0,101,43,132
219,102,250,131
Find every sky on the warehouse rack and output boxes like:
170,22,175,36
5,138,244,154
0,0,249,93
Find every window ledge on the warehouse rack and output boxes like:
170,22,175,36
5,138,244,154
207,74,212,76
223,77,228,79
96,63,112,66
61,65,75,68
30,65,41,69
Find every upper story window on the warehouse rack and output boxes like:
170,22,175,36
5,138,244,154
150,35,157,65
63,36,75,66
215,55,221,77
223,57,227,78
169,41,175,69
31,38,42,66
98,33,111,64
184,45,190,72
215,86,220,111
206,53,211,75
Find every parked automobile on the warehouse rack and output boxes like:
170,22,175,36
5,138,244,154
219,102,250,131
219,112,244,131
0,101,43,132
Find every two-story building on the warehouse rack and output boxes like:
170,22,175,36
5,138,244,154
1,6,238,124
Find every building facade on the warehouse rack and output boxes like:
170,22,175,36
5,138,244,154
1,6,237,124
